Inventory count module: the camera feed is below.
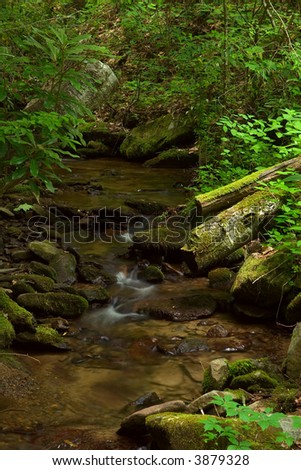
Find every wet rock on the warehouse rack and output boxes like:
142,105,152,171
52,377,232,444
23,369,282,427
231,251,293,309
233,302,274,320
120,114,195,161
49,252,77,285
202,358,230,393
118,400,188,436
137,294,217,322
0,313,15,348
28,240,61,262
77,262,115,285
282,323,301,381
125,199,167,216
39,317,70,332
206,324,229,337
78,140,110,158
0,288,36,331
10,248,32,262
132,226,187,260
210,336,252,353
29,261,58,281
0,273,55,293
17,292,89,318
285,293,301,323
77,285,110,304
126,392,162,412
16,325,70,351
208,267,235,291
172,337,209,355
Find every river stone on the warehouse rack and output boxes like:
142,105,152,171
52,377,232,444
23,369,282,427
285,293,301,323
49,252,77,285
283,322,301,381
10,248,32,262
172,337,209,355
202,358,230,393
120,114,194,161
137,294,217,321
17,292,89,318
188,390,237,414
16,325,70,351
126,392,162,412
142,265,164,283
29,261,58,281
206,324,229,337
28,240,61,262
0,313,15,348
118,400,188,436
231,251,293,308
208,267,235,291
0,273,55,293
77,285,110,303
143,148,199,168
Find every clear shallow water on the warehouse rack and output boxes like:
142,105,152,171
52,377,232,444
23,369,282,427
0,158,292,449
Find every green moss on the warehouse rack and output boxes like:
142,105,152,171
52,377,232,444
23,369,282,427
0,314,16,348
17,325,68,350
0,273,55,293
17,292,89,318
229,359,258,378
143,148,198,168
286,292,301,323
11,280,36,297
271,387,299,413
145,412,282,450
202,368,218,393
230,370,279,392
28,240,61,262
0,288,36,331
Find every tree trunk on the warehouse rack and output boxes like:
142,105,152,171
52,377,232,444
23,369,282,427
182,189,283,274
195,155,301,216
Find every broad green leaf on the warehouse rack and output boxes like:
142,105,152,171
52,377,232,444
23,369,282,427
30,159,39,177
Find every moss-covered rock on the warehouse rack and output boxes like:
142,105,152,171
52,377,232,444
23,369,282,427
79,120,125,148
77,140,110,158
282,322,301,381
230,370,279,392
132,226,187,260
143,265,164,283
143,148,198,168
285,293,301,323
208,267,235,290
120,114,195,161
11,280,36,297
124,199,167,216
16,325,70,351
228,358,258,378
0,288,36,331
145,412,282,450
28,240,61,262
77,285,110,303
231,251,293,310
202,358,230,393
0,273,55,293
17,292,88,318
29,261,58,281
0,313,16,348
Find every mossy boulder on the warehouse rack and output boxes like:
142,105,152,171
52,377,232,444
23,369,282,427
120,114,195,161
145,412,282,450
16,325,69,351
11,280,36,297
143,265,164,283
29,261,58,281
143,148,198,168
132,226,187,260
202,358,230,393
78,140,110,158
49,252,77,285
0,288,36,331
285,293,301,323
77,286,110,304
0,273,55,293
0,313,16,348
208,267,235,290
28,240,61,262
124,199,167,216
17,292,89,318
282,322,301,381
80,119,125,148
231,251,293,310
230,370,279,392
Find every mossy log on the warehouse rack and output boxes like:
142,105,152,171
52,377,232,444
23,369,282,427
182,189,282,274
195,155,301,216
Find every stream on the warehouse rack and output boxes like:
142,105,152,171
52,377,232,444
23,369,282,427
0,157,292,450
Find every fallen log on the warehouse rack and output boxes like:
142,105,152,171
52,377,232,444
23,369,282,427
195,155,301,216
182,189,283,274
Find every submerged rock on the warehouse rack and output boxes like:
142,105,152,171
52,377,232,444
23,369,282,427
120,114,195,161
17,292,89,318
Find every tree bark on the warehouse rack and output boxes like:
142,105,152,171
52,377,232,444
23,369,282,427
195,155,301,216
182,189,283,274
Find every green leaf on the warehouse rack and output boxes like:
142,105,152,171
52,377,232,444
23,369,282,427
0,86,7,102
30,159,39,177
14,203,33,213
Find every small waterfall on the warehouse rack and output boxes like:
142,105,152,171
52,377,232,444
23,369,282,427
85,266,155,327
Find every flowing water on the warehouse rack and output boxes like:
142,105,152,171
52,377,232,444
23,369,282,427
0,157,292,449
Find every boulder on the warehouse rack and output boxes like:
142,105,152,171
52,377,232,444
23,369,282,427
120,114,195,161
143,148,198,168
16,325,70,351
17,292,88,318
202,358,230,393
77,285,110,303
142,265,164,283
29,261,58,281
0,273,55,293
49,252,77,285
28,240,61,262
283,322,301,381
231,251,293,309
208,267,235,291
